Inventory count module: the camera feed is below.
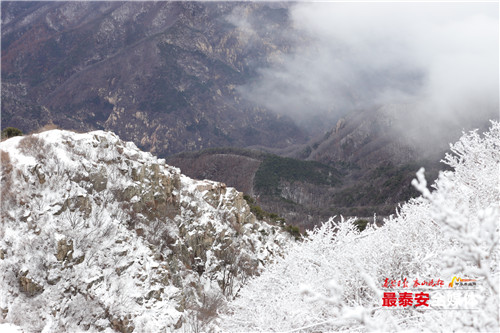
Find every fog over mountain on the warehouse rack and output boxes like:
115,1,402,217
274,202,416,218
1,3,499,331
1,1,498,227
239,2,499,140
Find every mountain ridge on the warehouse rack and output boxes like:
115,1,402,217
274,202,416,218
0,129,289,332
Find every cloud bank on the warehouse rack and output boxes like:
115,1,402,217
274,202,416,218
238,2,499,136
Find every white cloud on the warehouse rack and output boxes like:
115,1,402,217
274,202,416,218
238,2,499,136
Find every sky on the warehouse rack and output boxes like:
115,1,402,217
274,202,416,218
236,2,499,141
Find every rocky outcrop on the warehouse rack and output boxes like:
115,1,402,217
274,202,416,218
55,239,73,262
90,167,108,192
19,274,44,297
0,129,289,332
110,315,135,333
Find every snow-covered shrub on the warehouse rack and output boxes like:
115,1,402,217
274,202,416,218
17,135,53,162
221,121,499,332
0,130,289,332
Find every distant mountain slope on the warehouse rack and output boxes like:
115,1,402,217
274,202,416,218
167,145,442,229
0,130,289,332
1,1,305,156
168,149,265,196
167,105,451,228
306,105,420,168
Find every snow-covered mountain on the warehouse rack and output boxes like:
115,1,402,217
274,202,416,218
220,122,500,332
2,125,497,332
0,129,289,332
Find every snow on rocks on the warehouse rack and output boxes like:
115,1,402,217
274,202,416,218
0,129,289,332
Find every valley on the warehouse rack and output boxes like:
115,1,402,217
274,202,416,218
2,1,494,229
1,2,498,331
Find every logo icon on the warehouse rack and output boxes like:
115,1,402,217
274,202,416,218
448,277,477,288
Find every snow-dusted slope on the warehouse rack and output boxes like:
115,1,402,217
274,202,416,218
0,130,288,332
221,122,500,332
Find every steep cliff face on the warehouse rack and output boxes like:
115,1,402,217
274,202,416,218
1,1,305,156
0,130,289,332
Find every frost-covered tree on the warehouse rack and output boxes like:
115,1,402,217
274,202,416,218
220,121,499,332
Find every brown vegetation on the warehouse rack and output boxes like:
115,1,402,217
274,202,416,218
1,150,14,209
18,135,53,161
